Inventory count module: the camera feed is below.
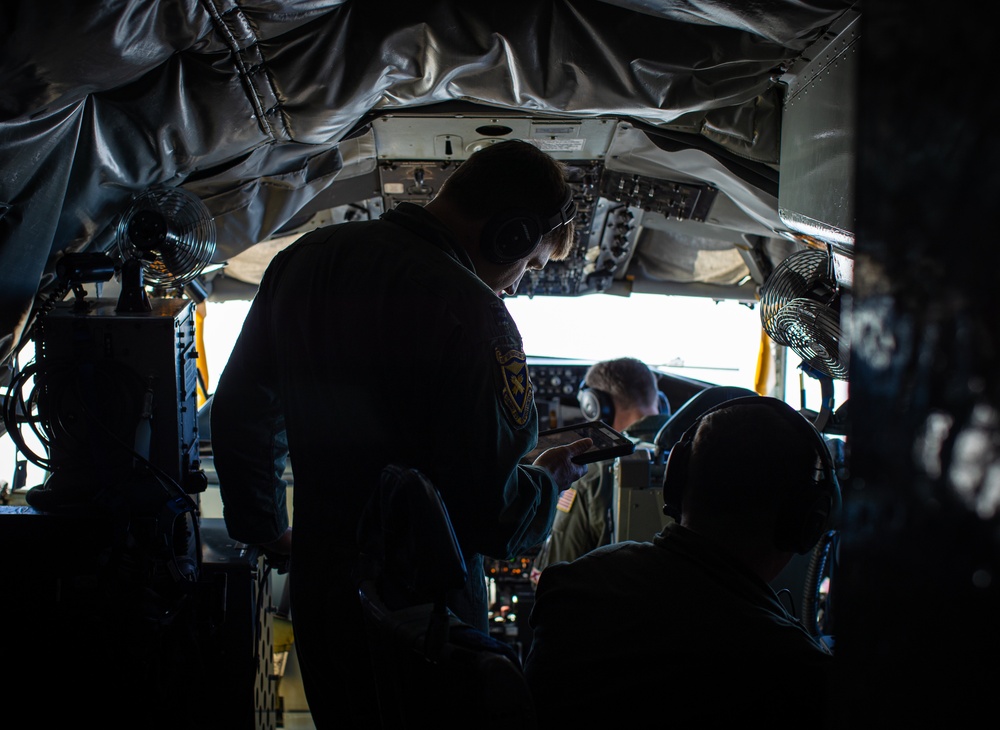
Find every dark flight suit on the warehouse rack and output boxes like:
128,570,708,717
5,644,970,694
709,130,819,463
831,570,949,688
211,203,561,727
525,523,834,726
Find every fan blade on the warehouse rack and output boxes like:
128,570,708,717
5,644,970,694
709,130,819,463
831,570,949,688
126,210,169,253
759,247,849,380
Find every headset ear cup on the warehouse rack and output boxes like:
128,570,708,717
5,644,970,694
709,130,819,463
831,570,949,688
481,187,576,265
481,211,543,264
774,436,839,554
578,387,615,423
774,488,831,554
661,437,691,521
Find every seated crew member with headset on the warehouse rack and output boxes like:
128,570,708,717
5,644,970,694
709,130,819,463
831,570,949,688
523,396,840,726
529,357,666,585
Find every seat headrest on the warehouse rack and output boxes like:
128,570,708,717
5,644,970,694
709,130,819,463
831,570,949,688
654,386,760,452
623,412,672,445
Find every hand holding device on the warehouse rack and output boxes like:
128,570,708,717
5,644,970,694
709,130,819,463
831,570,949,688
528,420,635,465
531,437,592,489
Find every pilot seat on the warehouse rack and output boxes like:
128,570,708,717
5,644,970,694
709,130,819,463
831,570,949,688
653,385,761,452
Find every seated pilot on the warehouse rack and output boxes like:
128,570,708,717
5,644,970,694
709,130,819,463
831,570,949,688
529,357,664,585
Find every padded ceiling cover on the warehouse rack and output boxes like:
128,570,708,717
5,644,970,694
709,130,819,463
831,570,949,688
0,0,856,367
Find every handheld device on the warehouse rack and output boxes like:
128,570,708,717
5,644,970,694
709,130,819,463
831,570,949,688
527,420,635,465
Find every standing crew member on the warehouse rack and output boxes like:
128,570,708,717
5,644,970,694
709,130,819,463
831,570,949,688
211,139,590,727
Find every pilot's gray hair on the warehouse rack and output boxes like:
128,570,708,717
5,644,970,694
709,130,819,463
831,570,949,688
585,357,659,412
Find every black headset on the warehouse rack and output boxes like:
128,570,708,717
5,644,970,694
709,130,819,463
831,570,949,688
661,396,841,554
481,187,577,264
578,386,671,423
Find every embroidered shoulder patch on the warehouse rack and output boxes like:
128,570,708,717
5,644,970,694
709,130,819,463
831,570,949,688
496,347,534,427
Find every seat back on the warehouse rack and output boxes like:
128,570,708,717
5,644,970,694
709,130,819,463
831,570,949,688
611,388,759,543
357,464,537,729
654,385,760,453
622,412,672,446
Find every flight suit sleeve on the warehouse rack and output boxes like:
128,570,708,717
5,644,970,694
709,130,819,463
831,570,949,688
210,269,290,546
424,294,560,562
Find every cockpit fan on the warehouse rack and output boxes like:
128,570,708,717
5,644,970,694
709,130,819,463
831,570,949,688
759,247,848,381
114,187,216,311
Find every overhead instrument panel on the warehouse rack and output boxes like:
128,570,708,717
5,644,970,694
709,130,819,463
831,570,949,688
370,112,619,162
373,110,635,297
379,159,620,297
599,171,718,223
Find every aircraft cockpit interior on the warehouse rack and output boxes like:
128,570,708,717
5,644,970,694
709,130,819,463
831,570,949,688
3,1,999,727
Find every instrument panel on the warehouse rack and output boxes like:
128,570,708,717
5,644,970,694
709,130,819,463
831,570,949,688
378,158,641,297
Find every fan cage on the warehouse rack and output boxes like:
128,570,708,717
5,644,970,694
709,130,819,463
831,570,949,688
770,300,848,380
760,248,848,381
115,188,216,291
